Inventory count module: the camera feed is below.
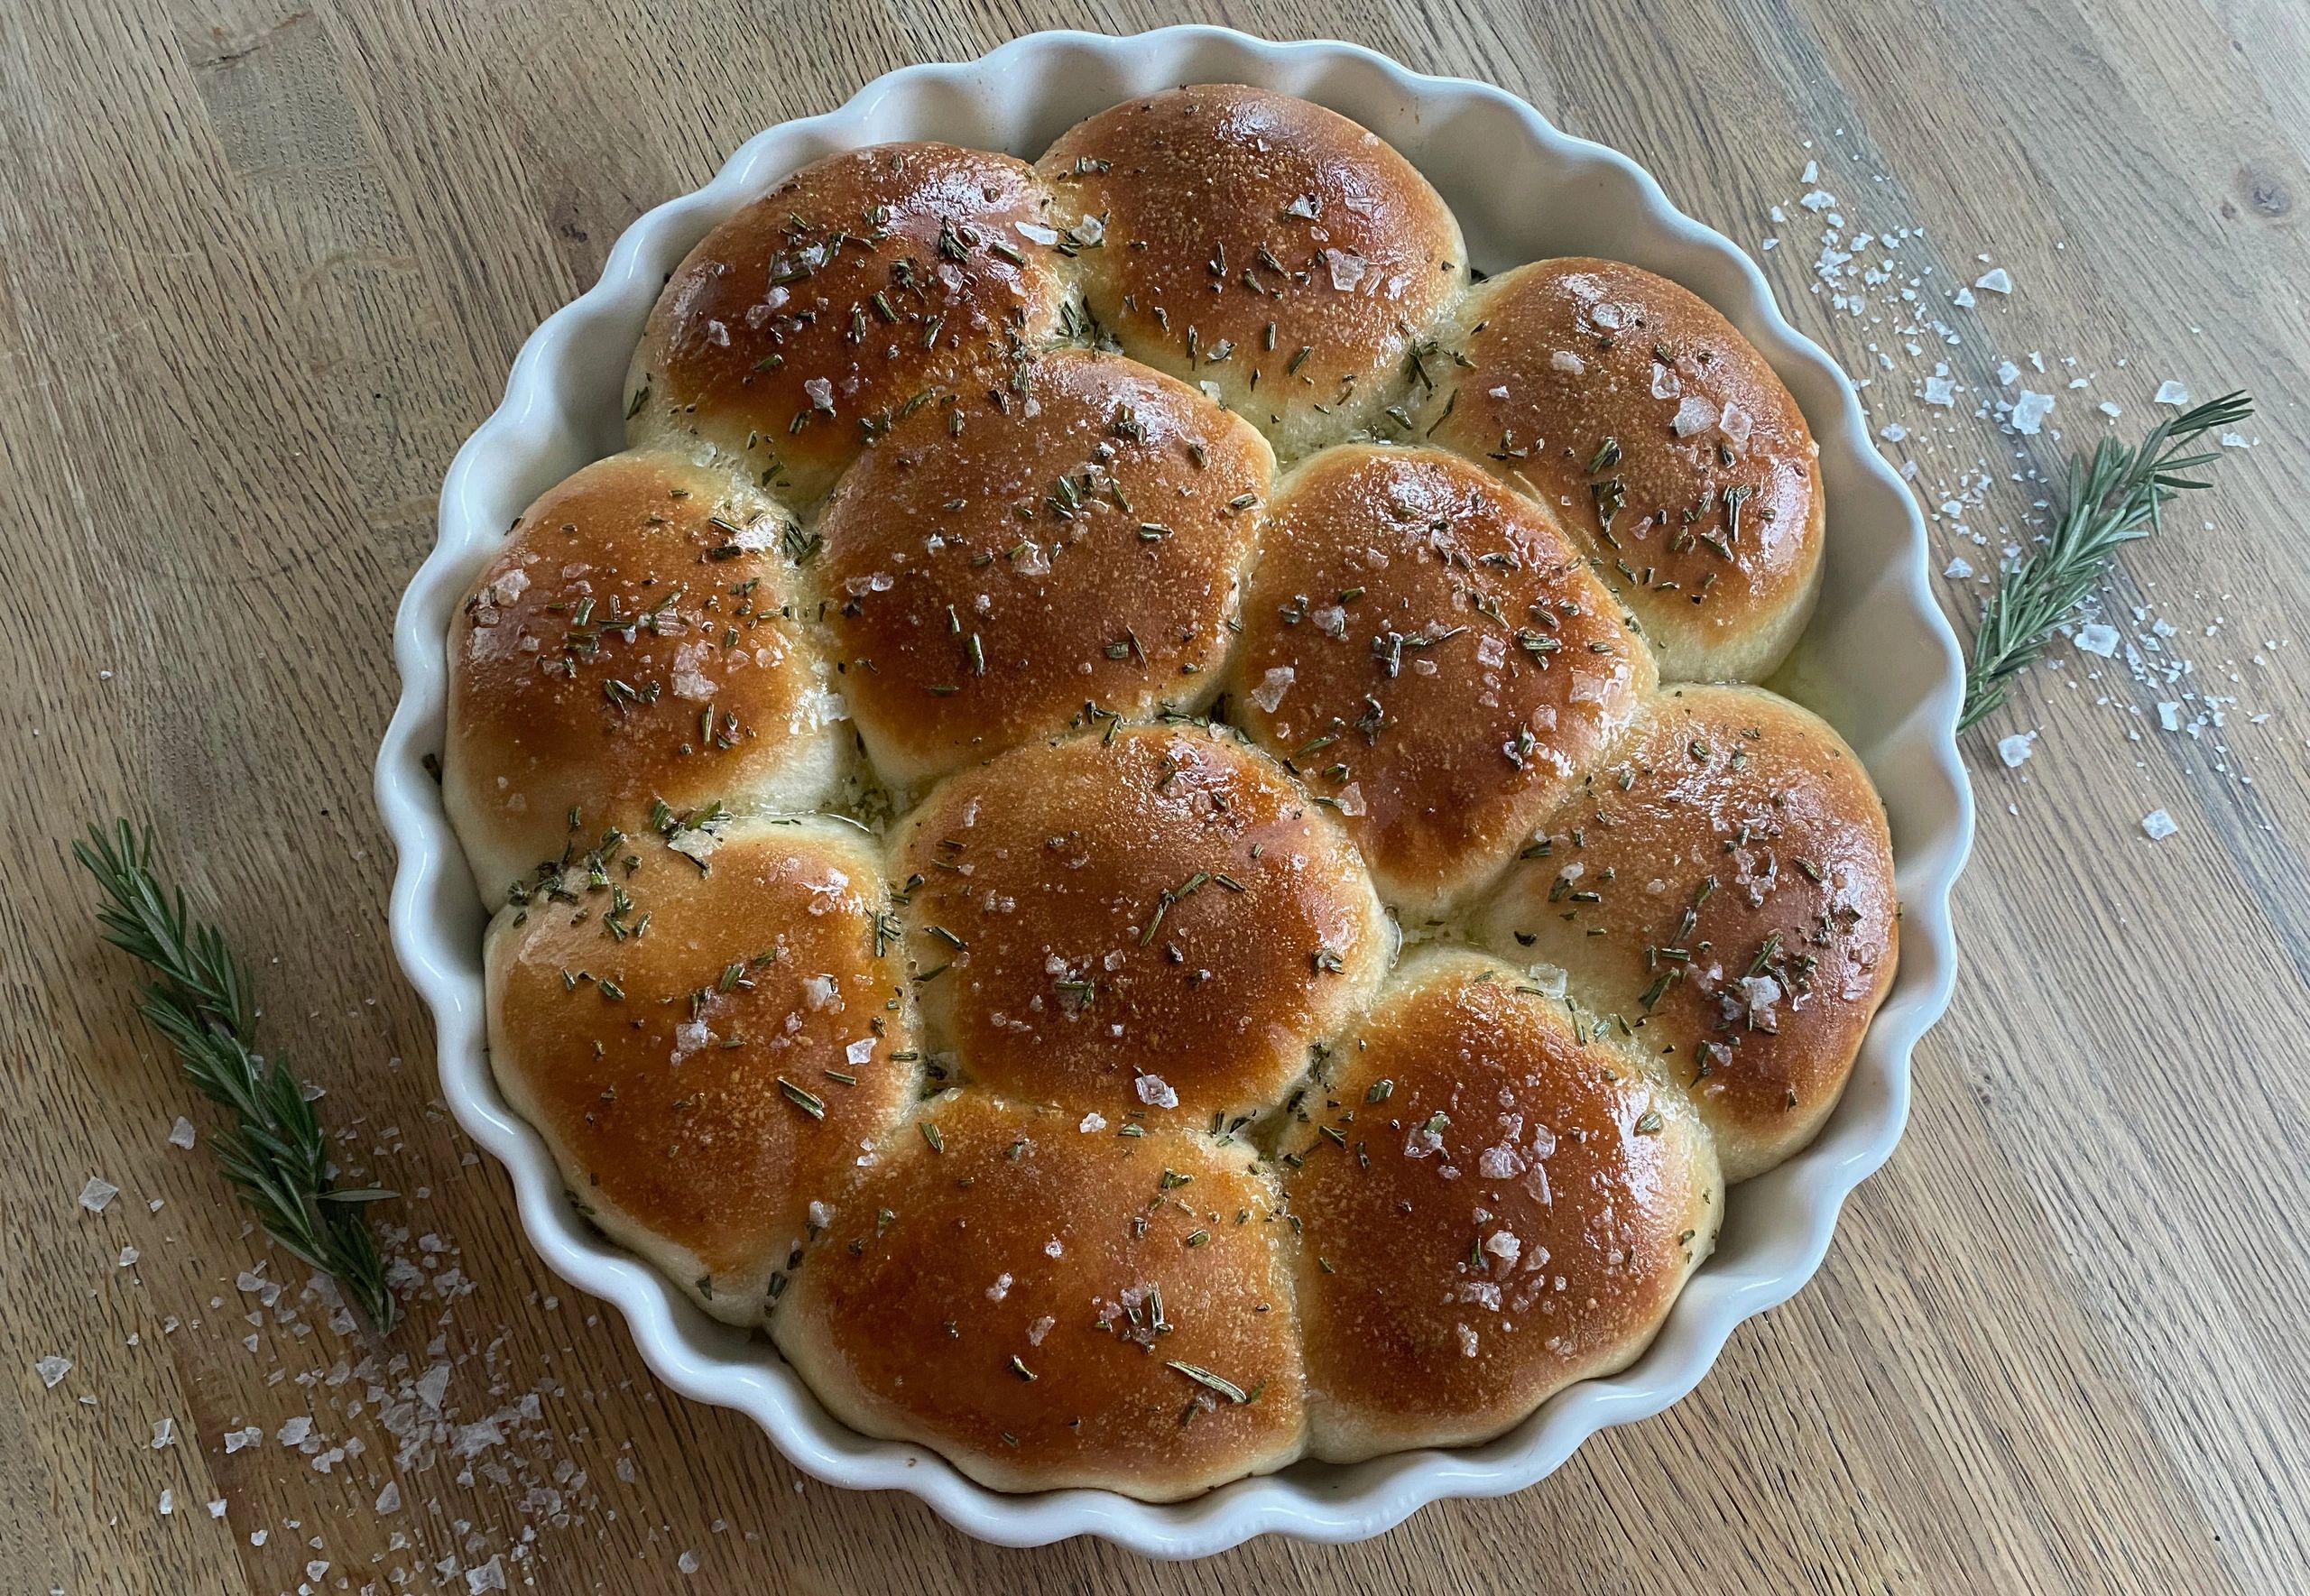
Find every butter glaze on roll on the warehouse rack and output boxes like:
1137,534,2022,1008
1421,259,1825,680
1474,684,1896,1180
485,817,916,1323
1280,947,1720,1462
626,143,1072,508
1039,86,1468,461
816,349,1273,789
891,724,1388,1121
773,1092,1306,1498
1229,445,1654,919
444,451,844,903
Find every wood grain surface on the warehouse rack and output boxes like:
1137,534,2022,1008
3,1,2305,1591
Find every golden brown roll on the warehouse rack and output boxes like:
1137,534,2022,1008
891,724,1389,1121
772,1091,1306,1498
485,816,916,1324
444,451,845,903
625,143,1073,508
1038,86,1467,461
814,349,1273,789
1472,684,1896,1180
1419,259,1825,680
1227,445,1655,919
1279,947,1720,1462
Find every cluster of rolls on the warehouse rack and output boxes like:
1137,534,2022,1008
446,86,1898,1500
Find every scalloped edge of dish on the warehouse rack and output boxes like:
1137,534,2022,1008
377,24,1974,1558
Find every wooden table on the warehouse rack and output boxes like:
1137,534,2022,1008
4,2,2304,1591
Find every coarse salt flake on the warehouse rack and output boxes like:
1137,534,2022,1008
1669,394,1718,437
1135,1074,1178,1110
33,1355,70,1388
2154,380,2191,406
1973,267,2013,293
2075,623,2120,657
1997,733,2035,768
78,1176,118,1213
1249,666,1294,713
168,1117,197,1150
2141,809,2178,840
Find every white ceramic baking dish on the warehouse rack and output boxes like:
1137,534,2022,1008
378,24,1974,1557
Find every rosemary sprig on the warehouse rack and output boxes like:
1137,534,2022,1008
74,821,398,1334
1959,391,2253,733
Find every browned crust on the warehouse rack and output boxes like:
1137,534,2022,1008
1474,684,1896,1180
1280,947,1719,1462
627,143,1073,507
815,349,1274,788
444,451,838,903
1421,259,1825,680
1039,86,1467,457
1228,445,1655,918
485,819,915,1309
891,724,1389,1121
772,1093,1306,1498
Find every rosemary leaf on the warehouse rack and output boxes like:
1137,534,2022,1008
73,820,398,1334
1959,391,2252,733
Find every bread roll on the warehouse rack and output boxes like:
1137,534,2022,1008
1280,947,1720,1462
890,723,1389,1121
626,143,1073,508
773,1091,1306,1498
1473,684,1896,1179
1420,259,1824,680
814,349,1273,789
485,816,916,1323
1227,445,1654,919
444,451,845,903
1038,86,1467,461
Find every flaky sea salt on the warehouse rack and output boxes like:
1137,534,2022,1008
1997,733,2036,768
2075,623,2120,657
1078,1112,1106,1133
1669,394,1718,437
1326,251,1368,291
2010,390,2055,435
167,1116,196,1150
33,1355,70,1388
375,1481,402,1513
78,1176,119,1213
1921,374,1955,407
1256,660,1293,711
1945,557,1974,579
1973,266,2013,293
2141,809,2178,840
1134,1075,1178,1110
2154,380,2191,406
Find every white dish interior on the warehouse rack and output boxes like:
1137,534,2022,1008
377,24,1975,1557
